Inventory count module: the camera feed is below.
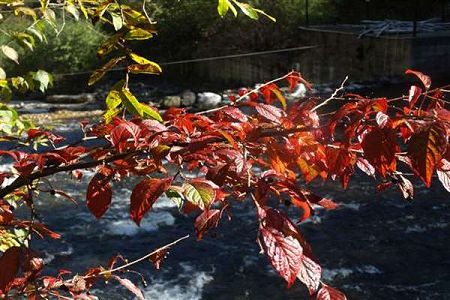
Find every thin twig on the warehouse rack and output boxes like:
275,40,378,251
311,76,349,112
196,72,293,115
99,235,190,275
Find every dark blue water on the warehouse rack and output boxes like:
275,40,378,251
2,112,450,300
4,121,450,300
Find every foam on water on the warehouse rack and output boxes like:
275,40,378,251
106,211,176,236
144,263,214,300
322,265,381,281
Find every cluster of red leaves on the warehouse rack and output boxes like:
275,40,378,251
0,70,449,299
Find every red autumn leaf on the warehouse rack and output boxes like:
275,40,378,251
407,85,422,108
112,276,144,300
407,122,448,187
86,167,113,219
110,121,141,152
286,71,313,92
221,106,248,122
130,177,172,225
361,127,399,178
375,111,389,128
0,247,21,294
148,247,170,270
315,284,347,300
287,72,299,91
0,151,26,162
194,209,221,240
255,103,285,124
317,198,339,210
259,225,303,287
27,129,64,143
356,158,375,177
297,254,322,295
290,196,313,221
16,222,61,239
260,84,287,109
437,159,450,192
397,174,414,199
325,145,352,176
405,69,432,89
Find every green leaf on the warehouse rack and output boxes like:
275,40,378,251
217,0,229,17
182,181,216,210
33,70,52,93
65,3,80,20
234,2,259,20
124,28,153,40
128,53,162,74
78,0,89,19
254,8,276,22
166,189,184,212
110,12,123,31
97,34,121,57
129,53,152,65
40,0,49,9
27,28,45,43
103,107,121,123
13,32,35,51
106,90,121,110
1,45,19,64
128,64,162,75
120,88,143,117
14,7,37,20
140,103,163,122
88,56,125,86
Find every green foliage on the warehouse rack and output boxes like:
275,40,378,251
0,18,105,75
147,0,334,59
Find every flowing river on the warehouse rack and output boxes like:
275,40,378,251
3,80,450,300
4,118,445,300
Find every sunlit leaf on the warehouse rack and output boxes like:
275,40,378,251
1,45,19,64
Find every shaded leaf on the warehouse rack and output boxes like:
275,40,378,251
130,177,172,225
361,127,398,178
405,69,431,89
125,28,153,40
86,167,113,219
407,123,447,187
88,56,125,86
194,209,221,240
110,121,141,152
0,247,21,294
148,247,170,270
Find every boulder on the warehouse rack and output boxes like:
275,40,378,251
196,92,222,110
180,90,196,107
162,95,182,108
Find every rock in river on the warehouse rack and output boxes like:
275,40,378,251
196,92,222,110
